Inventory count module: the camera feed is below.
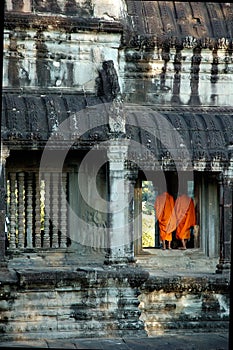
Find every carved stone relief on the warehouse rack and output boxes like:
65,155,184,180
96,60,121,102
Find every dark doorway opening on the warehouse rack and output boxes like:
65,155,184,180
141,171,196,250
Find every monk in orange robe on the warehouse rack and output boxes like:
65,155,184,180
154,192,176,250
175,194,196,250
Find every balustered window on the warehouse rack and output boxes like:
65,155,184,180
6,171,69,250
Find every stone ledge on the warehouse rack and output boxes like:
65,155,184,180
13,265,149,290
141,274,230,293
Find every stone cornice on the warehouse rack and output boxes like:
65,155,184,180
2,89,233,114
4,12,123,33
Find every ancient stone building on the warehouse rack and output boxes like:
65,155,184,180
0,0,232,341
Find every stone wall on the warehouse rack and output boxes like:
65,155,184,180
121,46,233,106
0,266,148,341
3,27,122,92
4,2,233,106
139,275,230,336
4,0,127,19
0,267,229,341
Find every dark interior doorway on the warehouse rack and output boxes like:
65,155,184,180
141,171,196,250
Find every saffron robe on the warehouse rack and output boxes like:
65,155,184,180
175,194,196,240
154,192,176,242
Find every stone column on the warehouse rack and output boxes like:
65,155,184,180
0,146,9,262
216,171,232,274
105,139,136,264
134,178,142,255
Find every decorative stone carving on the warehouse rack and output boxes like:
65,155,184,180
108,97,126,134
17,172,25,249
26,172,33,248
43,173,51,248
96,60,120,102
9,172,17,249
35,173,42,248
51,173,59,248
60,173,68,248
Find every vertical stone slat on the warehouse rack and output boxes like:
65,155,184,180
43,173,51,248
17,172,25,248
35,172,42,248
26,172,33,248
60,172,67,248
51,173,59,248
9,172,16,249
0,146,9,261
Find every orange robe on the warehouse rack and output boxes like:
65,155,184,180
154,192,176,242
175,195,196,240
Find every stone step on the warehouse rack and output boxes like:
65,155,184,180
136,249,219,273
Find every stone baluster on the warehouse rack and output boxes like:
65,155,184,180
105,139,135,264
35,173,42,248
51,172,59,248
17,172,25,248
0,146,10,260
9,172,17,249
60,173,67,248
26,172,33,248
43,173,51,248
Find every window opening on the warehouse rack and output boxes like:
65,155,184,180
142,181,157,248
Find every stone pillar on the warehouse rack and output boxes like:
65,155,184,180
105,139,136,264
0,146,9,262
216,172,232,274
134,178,142,255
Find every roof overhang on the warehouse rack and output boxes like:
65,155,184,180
2,92,233,171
